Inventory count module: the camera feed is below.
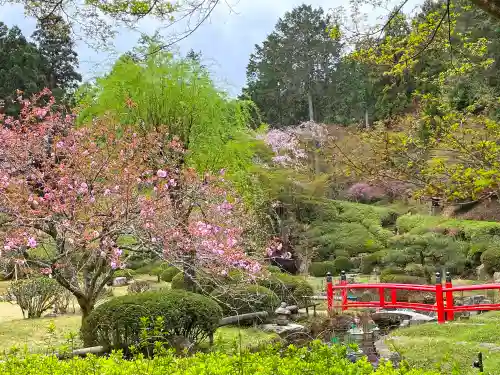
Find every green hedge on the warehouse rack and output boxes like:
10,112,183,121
309,261,337,277
313,222,385,258
308,258,353,277
396,214,500,241
258,273,313,306
81,289,222,350
0,341,440,375
333,257,353,273
160,266,181,282
360,251,386,274
481,247,500,274
211,284,279,315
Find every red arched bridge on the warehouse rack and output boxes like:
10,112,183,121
326,271,500,324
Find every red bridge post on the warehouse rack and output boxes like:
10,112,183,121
435,272,445,324
445,272,454,321
379,286,385,308
326,271,333,311
340,270,347,311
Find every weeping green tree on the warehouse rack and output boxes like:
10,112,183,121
78,44,260,175
76,41,269,289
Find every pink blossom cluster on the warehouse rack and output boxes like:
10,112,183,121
346,183,382,203
0,89,266,283
257,121,328,167
265,237,284,257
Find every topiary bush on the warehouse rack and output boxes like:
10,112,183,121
404,263,426,277
127,280,152,294
211,284,279,315
81,289,222,351
380,267,406,280
7,277,62,318
160,266,180,282
333,256,353,273
481,247,500,275
308,261,336,277
267,265,283,273
359,251,385,274
259,273,314,307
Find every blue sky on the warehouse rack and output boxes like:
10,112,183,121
0,0,418,96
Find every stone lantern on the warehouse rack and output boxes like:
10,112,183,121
275,302,291,326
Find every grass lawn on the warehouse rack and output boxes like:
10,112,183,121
0,274,277,354
0,312,277,354
387,311,500,374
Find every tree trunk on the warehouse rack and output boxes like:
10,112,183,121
183,252,196,292
77,297,94,323
365,108,370,129
307,91,314,122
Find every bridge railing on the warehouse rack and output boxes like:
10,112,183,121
326,271,500,323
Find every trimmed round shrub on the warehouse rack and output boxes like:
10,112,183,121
380,267,406,280
267,265,283,274
211,284,279,315
127,280,152,294
309,261,336,277
222,269,247,284
81,289,222,351
380,273,424,284
360,251,385,274
170,272,220,295
404,263,426,277
333,256,353,273
334,249,350,258
481,247,500,275
160,267,181,282
114,269,136,280
259,273,314,306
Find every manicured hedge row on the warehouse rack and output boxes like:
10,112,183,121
0,342,440,375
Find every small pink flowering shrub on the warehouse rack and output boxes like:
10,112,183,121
346,182,384,203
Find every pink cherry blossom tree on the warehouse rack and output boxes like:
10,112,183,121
0,91,163,318
0,90,265,317
132,126,264,291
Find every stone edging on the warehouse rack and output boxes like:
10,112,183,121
374,337,401,366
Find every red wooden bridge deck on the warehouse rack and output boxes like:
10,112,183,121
326,271,500,323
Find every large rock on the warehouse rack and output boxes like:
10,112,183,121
477,264,490,281
494,272,500,282
113,276,128,286
261,323,306,337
